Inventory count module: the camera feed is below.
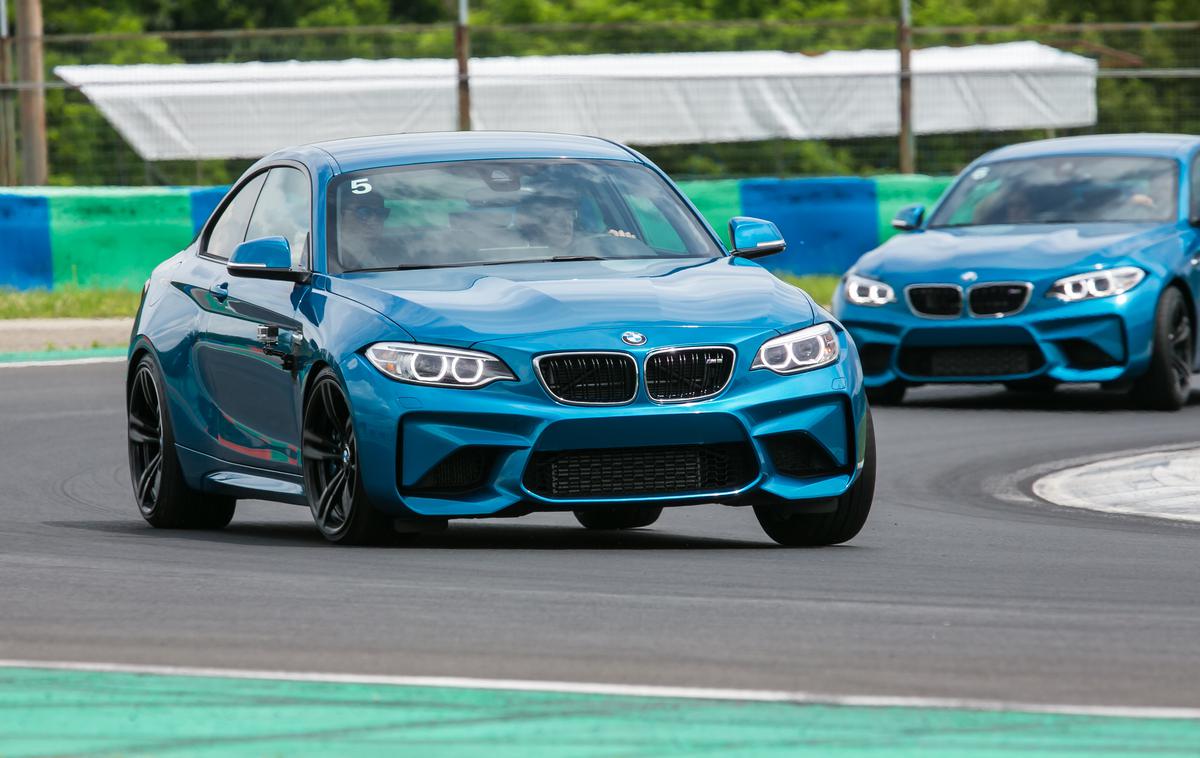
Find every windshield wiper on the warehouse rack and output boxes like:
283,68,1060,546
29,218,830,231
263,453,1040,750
344,256,608,274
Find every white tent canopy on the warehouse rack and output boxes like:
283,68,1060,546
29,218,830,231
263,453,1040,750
56,42,1097,161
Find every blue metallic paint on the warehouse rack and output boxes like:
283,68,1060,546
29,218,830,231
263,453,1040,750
131,132,868,520
833,135,1200,388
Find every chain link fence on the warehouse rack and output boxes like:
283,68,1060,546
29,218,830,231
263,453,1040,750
2,19,1198,186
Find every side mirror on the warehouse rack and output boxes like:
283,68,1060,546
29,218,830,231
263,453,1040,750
729,216,786,258
891,204,925,231
228,236,309,283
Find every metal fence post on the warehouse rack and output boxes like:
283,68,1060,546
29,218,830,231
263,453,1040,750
0,0,18,185
456,0,471,131
16,0,46,185
898,0,916,174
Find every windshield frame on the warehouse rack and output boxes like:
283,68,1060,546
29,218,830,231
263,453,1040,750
927,153,1182,229
324,157,726,274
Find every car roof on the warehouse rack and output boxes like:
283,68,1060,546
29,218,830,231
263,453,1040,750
980,134,1200,163
268,131,642,175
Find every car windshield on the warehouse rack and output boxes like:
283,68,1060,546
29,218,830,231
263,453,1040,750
927,155,1179,228
328,159,722,272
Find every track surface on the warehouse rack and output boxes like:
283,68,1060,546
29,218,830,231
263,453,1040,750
1,363,1197,708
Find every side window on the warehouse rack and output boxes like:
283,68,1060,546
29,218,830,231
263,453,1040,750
204,172,267,260
1191,155,1200,222
246,167,312,268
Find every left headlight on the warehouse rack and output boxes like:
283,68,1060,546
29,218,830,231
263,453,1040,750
365,342,516,388
844,274,895,306
1048,266,1145,302
752,323,840,375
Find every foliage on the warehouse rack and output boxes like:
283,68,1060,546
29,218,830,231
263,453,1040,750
16,1,1200,184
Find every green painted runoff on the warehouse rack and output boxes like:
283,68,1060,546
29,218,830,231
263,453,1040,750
0,668,1196,757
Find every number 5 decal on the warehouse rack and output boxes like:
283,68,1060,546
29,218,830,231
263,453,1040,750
350,178,373,195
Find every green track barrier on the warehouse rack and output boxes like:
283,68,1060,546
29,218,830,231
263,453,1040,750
677,179,741,247
46,188,195,289
873,174,954,246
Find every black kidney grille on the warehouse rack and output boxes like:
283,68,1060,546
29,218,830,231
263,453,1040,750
537,353,637,404
898,345,1043,377
525,443,756,499
908,285,962,317
968,284,1031,317
644,348,734,402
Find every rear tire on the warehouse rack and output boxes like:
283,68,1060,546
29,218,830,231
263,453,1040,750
128,354,236,529
302,369,393,545
754,411,876,547
574,505,663,530
866,381,906,406
1129,287,1193,411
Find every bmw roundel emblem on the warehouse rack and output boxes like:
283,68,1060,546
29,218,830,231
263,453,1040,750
621,331,647,346
961,270,979,282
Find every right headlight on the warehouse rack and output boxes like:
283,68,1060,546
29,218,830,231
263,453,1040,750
844,274,895,306
365,342,515,388
752,323,840,375
1048,266,1145,302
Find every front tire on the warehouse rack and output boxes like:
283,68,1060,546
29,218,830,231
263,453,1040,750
754,411,876,547
574,505,662,530
302,369,391,544
1130,287,1193,411
128,354,235,529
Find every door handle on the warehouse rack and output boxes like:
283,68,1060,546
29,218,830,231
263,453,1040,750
211,281,230,302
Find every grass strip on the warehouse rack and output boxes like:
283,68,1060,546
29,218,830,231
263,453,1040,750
0,287,143,319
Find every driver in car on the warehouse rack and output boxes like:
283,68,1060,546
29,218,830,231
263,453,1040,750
337,189,391,269
515,192,635,249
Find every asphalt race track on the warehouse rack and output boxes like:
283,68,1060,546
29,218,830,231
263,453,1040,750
1,363,1198,709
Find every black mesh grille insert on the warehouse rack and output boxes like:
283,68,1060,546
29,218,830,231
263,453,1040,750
763,433,843,477
524,443,756,499
1056,339,1121,369
536,353,637,405
859,344,893,375
968,284,1031,317
908,286,962,317
410,447,495,495
898,346,1044,377
644,347,734,402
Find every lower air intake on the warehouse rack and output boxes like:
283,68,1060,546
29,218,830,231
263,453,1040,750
524,443,756,499
898,345,1044,377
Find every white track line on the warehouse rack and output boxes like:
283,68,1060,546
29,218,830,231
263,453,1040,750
0,659,1196,720
0,356,125,369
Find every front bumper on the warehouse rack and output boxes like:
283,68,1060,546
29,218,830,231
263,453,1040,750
835,280,1159,387
338,328,869,518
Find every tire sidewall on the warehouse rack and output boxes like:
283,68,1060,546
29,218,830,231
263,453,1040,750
303,369,377,544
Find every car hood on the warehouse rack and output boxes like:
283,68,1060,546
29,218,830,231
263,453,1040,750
854,222,1180,283
331,257,815,347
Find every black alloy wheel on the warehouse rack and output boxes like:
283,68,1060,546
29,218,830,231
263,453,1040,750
128,362,165,516
127,354,235,529
1131,287,1194,411
302,370,389,544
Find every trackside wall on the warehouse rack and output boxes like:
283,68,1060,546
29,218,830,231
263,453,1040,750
0,176,952,290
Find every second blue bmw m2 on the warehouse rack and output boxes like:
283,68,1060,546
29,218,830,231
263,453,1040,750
127,132,874,545
834,134,1200,410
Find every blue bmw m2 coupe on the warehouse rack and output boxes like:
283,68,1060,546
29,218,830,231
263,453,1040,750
127,132,873,545
834,134,1200,410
